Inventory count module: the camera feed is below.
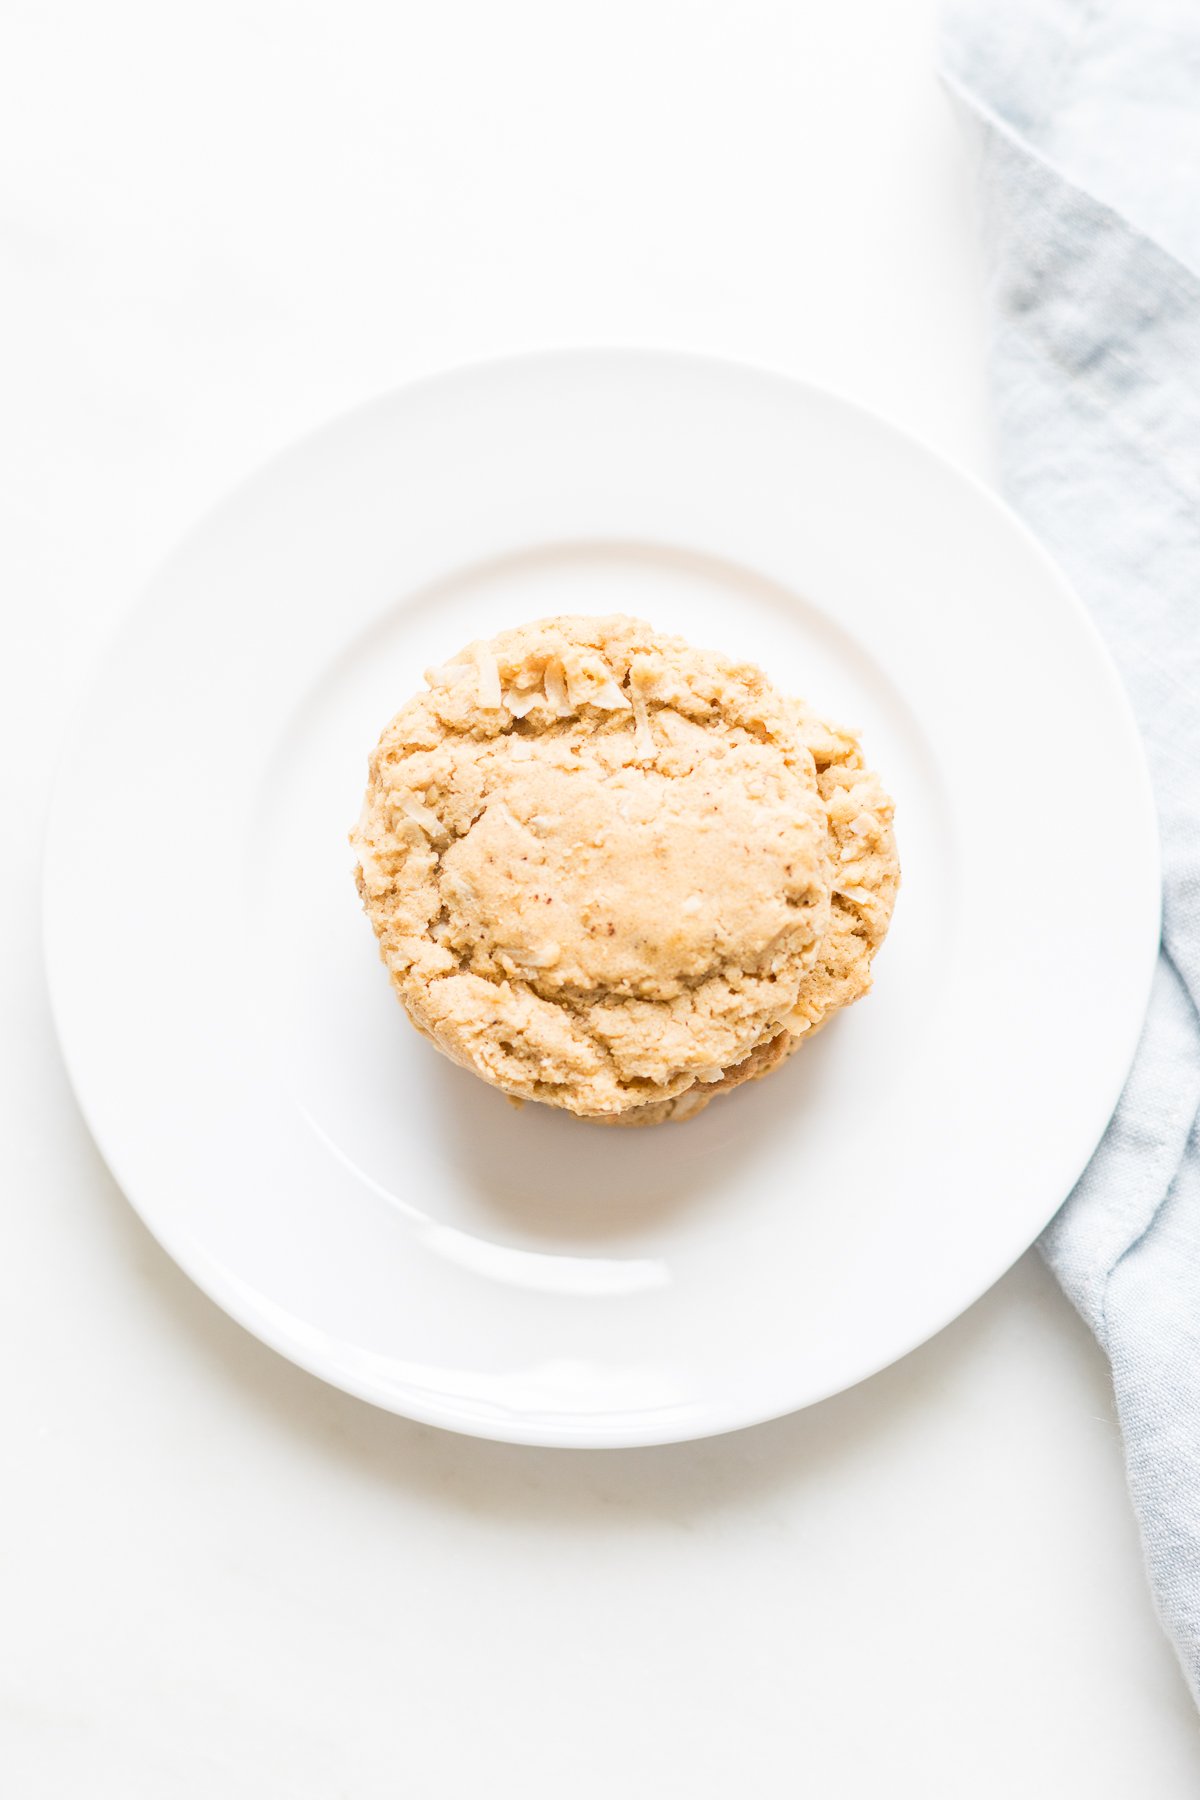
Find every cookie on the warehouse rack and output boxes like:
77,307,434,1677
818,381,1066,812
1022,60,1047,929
352,615,896,1124
351,615,836,1119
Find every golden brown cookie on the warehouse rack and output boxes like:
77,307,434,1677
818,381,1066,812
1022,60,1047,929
351,615,897,1124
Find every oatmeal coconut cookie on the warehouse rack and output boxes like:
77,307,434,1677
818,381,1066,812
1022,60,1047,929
351,615,897,1124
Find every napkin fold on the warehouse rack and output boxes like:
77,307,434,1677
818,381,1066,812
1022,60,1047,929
943,0,1200,1702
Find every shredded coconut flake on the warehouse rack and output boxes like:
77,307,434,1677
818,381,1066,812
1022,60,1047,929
542,656,571,716
630,679,655,760
424,661,472,689
849,814,873,837
503,684,544,717
399,794,448,841
671,1088,711,1120
837,884,877,909
474,645,502,709
497,941,561,970
590,675,632,711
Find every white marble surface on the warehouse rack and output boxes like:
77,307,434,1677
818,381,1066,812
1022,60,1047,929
2,2,1197,1790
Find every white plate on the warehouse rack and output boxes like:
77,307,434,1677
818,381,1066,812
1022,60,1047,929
45,350,1159,1447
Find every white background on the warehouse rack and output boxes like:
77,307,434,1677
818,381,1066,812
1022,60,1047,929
2,1,1197,1793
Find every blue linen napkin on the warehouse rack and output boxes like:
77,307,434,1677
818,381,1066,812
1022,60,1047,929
942,0,1200,1702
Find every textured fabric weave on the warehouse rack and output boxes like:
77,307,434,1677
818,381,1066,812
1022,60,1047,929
943,0,1200,1701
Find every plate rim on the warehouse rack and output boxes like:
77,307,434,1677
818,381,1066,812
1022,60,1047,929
43,345,1162,1447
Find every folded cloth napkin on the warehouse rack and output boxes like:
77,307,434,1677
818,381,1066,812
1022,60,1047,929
942,0,1200,1703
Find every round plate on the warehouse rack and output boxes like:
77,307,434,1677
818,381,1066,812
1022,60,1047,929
44,350,1159,1447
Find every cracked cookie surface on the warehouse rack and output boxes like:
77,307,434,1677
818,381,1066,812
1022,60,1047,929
610,708,899,1124
352,619,895,1123
352,615,897,1122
